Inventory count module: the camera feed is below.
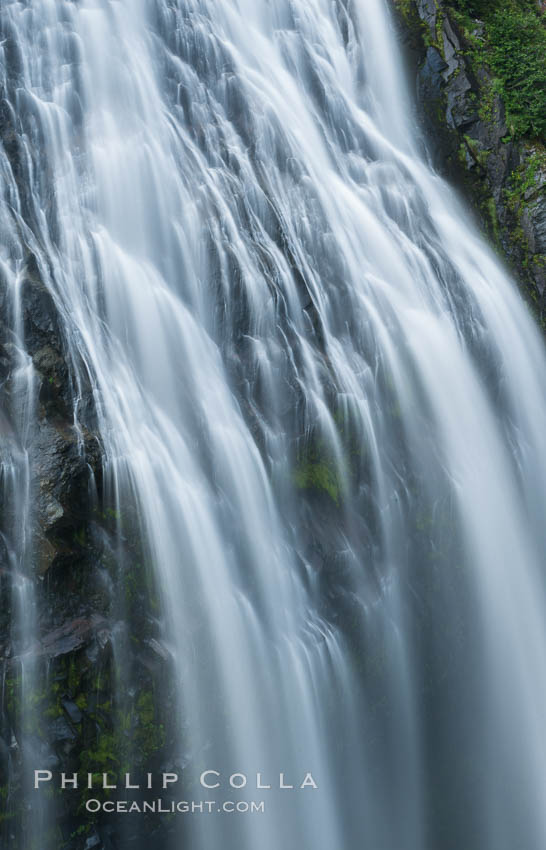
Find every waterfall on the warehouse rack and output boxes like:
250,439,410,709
1,1,546,848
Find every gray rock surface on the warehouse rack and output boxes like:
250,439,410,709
393,0,546,319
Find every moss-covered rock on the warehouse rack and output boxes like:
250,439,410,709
294,458,342,505
392,0,546,324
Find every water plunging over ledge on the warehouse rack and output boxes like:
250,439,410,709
1,1,546,848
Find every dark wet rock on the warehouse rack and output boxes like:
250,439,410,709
136,637,172,677
41,616,110,659
392,0,546,322
441,18,459,79
0,734,10,785
446,69,477,130
528,167,546,254
416,0,437,39
32,417,101,574
0,334,13,382
48,715,78,747
62,698,83,725
20,270,62,356
33,343,71,417
419,47,447,100
0,99,121,850
144,637,171,662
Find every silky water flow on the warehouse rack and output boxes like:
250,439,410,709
1,1,546,849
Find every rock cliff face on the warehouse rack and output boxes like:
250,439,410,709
0,138,174,850
1,3,544,847
392,0,546,325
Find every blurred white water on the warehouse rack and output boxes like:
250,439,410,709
1,1,546,848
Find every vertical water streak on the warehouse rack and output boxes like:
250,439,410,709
0,1,546,849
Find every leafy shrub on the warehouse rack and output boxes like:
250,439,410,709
486,5,546,137
449,0,491,17
449,0,546,138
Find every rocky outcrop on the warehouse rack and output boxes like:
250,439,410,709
0,156,174,850
393,0,546,324
0,250,177,847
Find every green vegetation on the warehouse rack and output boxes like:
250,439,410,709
502,148,546,327
79,732,120,784
505,149,546,260
505,150,546,209
487,6,546,137
294,459,341,505
134,691,166,760
450,0,546,138
449,0,499,16
292,416,360,506
77,685,166,804
0,783,14,825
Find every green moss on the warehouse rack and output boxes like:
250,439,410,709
505,149,546,210
395,0,413,19
0,782,21,826
104,507,121,521
394,0,432,47
4,669,61,736
458,140,468,166
77,685,166,798
486,4,546,139
93,505,122,524
450,0,546,139
68,655,82,694
503,148,546,274
394,0,422,29
291,415,358,506
435,4,446,47
484,196,500,246
477,77,502,124
69,823,91,842
136,690,155,723
5,673,19,716
461,134,490,170
294,461,341,505
134,690,166,759
124,560,149,605
44,700,64,720
78,731,122,802
73,527,86,547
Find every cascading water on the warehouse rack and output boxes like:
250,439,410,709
1,1,546,848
